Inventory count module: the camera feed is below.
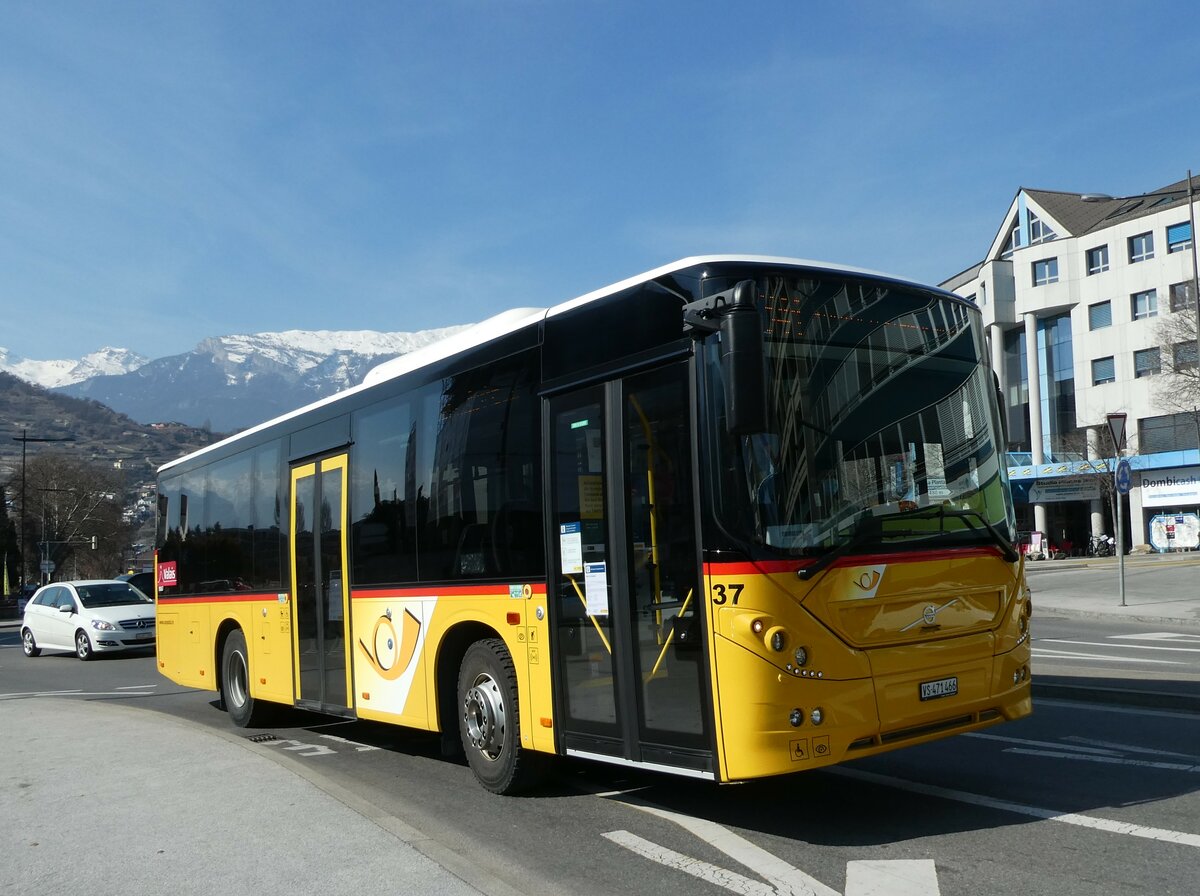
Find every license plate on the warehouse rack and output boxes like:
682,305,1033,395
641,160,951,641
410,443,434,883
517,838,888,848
135,632,153,640
920,676,958,701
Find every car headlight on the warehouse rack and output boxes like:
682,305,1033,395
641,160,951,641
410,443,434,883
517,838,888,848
90,619,119,632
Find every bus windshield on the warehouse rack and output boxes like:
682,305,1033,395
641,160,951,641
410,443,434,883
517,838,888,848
705,270,1016,560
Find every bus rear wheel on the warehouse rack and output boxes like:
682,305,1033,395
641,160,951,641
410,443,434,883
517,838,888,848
221,629,267,727
457,638,546,794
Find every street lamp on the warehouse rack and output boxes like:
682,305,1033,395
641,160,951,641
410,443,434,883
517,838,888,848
11,429,75,590
1106,412,1128,607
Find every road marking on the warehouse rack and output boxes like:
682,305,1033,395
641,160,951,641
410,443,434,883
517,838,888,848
617,798,839,896
832,767,1200,848
319,733,380,752
1064,735,1200,761
966,732,1120,755
1002,747,1200,773
602,830,781,896
0,689,84,700
116,684,157,690
845,860,939,896
1040,638,1200,654
1111,632,1200,644
1031,647,1184,665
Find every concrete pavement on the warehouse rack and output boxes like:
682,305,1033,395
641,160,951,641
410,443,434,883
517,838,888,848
0,698,517,896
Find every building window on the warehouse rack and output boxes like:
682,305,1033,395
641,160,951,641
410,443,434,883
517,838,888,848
1167,221,1193,253
1086,245,1109,274
1173,341,1199,370
1032,258,1059,286
1029,211,1057,245
1134,347,1161,378
1131,289,1158,320
1129,231,1154,263
1092,356,1116,385
1141,412,1200,452
1170,281,1196,313
1088,300,1112,330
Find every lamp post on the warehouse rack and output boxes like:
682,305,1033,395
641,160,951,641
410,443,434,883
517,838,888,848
11,429,75,590
1107,412,1128,607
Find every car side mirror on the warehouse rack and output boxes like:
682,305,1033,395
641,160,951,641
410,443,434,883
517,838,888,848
58,604,74,614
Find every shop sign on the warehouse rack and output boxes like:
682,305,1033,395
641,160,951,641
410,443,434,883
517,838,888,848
1149,513,1200,552
1028,478,1101,503
1141,467,1200,508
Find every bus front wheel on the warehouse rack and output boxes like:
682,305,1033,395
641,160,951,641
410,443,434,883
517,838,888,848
221,629,266,727
457,638,546,794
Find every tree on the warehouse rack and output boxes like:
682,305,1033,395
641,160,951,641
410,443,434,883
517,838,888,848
1154,284,1200,427
0,485,18,594
6,451,133,584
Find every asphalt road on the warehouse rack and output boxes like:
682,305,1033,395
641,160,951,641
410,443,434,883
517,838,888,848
3,619,1200,896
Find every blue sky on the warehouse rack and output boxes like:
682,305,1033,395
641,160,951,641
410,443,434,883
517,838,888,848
3,1,1200,361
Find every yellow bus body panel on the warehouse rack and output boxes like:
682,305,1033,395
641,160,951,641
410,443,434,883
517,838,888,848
707,552,1031,782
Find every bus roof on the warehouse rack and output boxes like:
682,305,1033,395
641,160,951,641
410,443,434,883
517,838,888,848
158,255,930,474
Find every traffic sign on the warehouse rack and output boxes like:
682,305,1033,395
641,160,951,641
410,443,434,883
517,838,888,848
39,560,55,573
1116,459,1132,495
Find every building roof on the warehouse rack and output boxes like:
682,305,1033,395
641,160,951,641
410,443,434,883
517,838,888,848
1026,172,1199,239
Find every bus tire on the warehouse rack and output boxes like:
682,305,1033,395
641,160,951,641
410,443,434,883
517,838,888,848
457,638,546,794
221,629,266,728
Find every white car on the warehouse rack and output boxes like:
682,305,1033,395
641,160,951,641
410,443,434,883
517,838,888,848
21,580,156,661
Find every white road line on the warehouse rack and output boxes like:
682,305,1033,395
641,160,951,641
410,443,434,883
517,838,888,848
1064,735,1200,761
1031,648,1184,665
1040,638,1200,654
602,831,779,896
618,798,839,896
832,767,1200,848
966,732,1121,756
1110,632,1200,643
0,689,83,699
116,684,157,690
1003,747,1200,773
845,860,940,896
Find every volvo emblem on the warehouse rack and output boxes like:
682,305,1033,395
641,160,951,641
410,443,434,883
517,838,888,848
901,598,961,632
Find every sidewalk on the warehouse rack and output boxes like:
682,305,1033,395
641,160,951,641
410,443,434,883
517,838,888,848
0,698,514,896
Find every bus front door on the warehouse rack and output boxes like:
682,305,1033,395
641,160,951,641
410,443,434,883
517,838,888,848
290,454,353,716
548,362,712,776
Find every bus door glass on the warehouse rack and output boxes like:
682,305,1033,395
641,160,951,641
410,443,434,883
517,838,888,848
549,361,710,769
290,454,352,715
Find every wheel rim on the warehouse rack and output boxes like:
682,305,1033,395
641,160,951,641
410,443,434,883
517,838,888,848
226,649,249,708
76,632,90,658
22,630,34,654
463,672,506,761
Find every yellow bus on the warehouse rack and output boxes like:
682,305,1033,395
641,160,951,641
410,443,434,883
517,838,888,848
154,256,1031,793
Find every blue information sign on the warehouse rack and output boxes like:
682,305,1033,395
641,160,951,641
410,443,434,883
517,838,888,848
1116,459,1132,495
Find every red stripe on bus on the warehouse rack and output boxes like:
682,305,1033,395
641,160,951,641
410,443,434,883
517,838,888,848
352,582,549,599
704,547,1002,577
155,591,279,605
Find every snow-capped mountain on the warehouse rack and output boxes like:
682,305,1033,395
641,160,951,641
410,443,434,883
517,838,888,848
0,346,148,388
43,326,471,433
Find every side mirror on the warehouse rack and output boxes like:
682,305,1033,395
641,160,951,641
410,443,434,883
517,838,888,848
719,281,767,435
58,604,74,614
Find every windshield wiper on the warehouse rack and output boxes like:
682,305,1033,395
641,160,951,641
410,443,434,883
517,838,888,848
796,515,922,581
796,505,1018,581
921,505,1020,563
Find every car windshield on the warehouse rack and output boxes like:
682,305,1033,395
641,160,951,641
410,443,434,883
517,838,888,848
704,269,1016,559
75,583,153,608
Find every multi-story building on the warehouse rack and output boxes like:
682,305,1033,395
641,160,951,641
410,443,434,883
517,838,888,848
942,173,1200,554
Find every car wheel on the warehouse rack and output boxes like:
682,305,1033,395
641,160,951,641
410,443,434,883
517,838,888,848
457,638,548,794
21,628,41,657
75,629,94,661
221,629,267,727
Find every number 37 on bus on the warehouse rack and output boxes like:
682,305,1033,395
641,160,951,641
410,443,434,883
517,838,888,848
154,256,1031,793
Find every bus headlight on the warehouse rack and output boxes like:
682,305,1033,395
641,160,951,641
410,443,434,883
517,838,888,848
810,708,824,725
794,646,808,667
789,708,804,727
769,628,787,652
